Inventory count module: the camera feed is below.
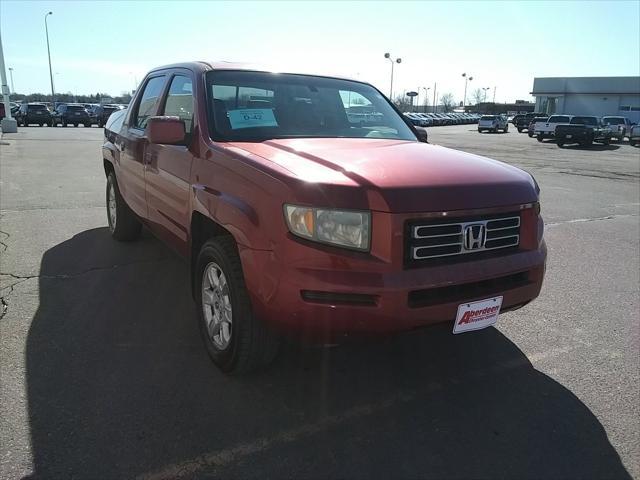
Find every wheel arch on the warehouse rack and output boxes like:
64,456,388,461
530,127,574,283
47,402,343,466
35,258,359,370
189,212,235,299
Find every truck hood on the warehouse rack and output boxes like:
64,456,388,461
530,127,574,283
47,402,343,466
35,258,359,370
228,138,537,213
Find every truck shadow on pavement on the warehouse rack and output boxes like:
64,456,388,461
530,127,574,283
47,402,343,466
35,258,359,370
25,228,631,479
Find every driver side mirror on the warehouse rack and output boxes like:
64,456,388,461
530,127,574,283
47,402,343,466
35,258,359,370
147,116,186,145
415,126,429,143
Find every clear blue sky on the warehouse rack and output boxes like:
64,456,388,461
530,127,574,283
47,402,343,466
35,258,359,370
1,0,639,104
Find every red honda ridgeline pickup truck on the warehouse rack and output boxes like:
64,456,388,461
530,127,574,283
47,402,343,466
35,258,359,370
102,62,546,373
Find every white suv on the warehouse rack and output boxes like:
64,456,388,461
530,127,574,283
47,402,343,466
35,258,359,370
478,115,509,133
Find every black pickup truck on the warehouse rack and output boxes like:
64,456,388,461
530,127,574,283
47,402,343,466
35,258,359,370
555,116,612,147
515,112,546,133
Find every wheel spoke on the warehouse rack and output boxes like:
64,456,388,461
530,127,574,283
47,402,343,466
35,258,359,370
202,289,214,306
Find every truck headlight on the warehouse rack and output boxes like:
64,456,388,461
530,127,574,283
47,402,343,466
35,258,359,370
284,205,370,251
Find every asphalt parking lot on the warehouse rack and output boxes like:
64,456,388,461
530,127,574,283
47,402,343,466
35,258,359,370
1,125,639,479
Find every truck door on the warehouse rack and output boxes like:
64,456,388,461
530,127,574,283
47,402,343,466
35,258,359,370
119,74,167,220
144,71,195,256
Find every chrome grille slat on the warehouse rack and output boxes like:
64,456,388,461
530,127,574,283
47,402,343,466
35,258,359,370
408,214,521,262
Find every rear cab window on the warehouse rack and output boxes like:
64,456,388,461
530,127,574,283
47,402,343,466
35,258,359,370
549,116,570,123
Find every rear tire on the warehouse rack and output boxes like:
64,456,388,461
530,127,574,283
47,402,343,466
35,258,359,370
196,237,280,374
528,131,534,138
504,125,509,133
537,135,544,142
517,127,523,133
106,172,142,241
557,141,564,148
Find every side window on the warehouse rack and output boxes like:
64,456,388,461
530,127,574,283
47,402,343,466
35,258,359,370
134,76,166,129
162,75,194,134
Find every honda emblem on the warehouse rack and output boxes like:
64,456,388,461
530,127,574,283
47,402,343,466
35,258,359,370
464,224,486,250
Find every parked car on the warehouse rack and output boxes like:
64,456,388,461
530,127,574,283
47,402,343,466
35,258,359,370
478,115,509,133
412,113,433,126
102,62,545,374
91,105,122,127
405,113,430,127
555,116,612,147
534,115,571,141
515,112,545,133
602,116,634,142
527,117,549,138
15,103,53,126
629,125,640,146
52,104,92,127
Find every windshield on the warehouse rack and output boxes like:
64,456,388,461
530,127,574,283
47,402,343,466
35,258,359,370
27,105,47,111
207,71,416,142
603,117,624,125
571,116,598,125
67,105,86,112
480,115,496,120
549,116,570,123
533,118,548,123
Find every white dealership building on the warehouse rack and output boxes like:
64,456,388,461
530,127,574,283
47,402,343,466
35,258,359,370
531,76,640,123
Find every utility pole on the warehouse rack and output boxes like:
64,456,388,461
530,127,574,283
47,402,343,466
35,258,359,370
0,32,18,132
493,86,497,103
433,82,437,113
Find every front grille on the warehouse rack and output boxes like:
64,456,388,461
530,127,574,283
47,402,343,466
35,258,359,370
406,213,520,265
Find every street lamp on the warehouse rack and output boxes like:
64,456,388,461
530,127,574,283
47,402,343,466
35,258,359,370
482,87,490,103
384,52,402,101
421,86,431,112
8,67,14,93
461,72,473,108
45,11,55,103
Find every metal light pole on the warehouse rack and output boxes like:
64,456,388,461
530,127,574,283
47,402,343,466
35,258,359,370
482,87,490,103
492,86,497,103
384,52,402,101
45,11,55,103
0,32,18,132
421,86,431,112
461,72,473,108
8,67,14,93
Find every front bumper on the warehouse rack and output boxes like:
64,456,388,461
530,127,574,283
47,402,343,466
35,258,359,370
239,207,546,339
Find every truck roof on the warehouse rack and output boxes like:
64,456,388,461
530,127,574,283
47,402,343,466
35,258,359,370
147,60,359,83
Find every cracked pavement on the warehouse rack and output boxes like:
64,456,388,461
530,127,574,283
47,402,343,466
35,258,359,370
0,126,639,479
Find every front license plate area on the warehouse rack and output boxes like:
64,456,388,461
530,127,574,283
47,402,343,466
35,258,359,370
453,296,503,334
566,134,573,139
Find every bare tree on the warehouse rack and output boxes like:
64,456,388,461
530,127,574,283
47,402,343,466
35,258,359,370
393,94,413,112
440,93,456,112
471,88,485,105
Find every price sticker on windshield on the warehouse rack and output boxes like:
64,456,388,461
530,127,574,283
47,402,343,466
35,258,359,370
228,109,278,130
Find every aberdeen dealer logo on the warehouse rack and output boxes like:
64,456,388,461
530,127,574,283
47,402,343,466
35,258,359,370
463,224,486,250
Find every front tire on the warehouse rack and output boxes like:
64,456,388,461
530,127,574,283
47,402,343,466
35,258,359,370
537,135,544,142
196,237,280,374
517,127,523,133
528,131,534,138
106,172,142,241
